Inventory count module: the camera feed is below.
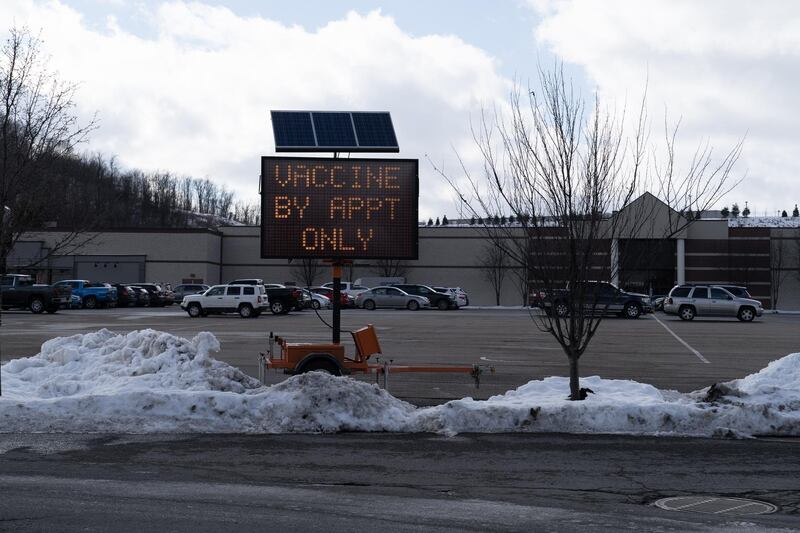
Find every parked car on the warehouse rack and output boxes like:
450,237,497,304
321,281,370,298
264,286,302,315
390,284,457,310
110,284,137,307
311,286,355,308
532,281,652,319
132,283,170,307
356,287,430,311
180,284,267,318
1,274,69,313
52,280,117,309
68,293,82,309
302,289,331,310
173,284,210,301
663,285,763,322
433,287,469,307
129,286,151,307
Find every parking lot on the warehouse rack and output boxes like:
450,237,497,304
2,307,798,405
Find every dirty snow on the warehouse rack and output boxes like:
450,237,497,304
1,329,798,437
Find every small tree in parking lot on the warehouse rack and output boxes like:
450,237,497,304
290,258,321,288
435,66,743,400
478,242,508,305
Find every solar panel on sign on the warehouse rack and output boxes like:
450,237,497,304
313,112,357,148
352,112,398,148
271,111,315,148
271,110,399,152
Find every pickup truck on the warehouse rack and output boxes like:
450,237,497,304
52,280,118,309
1,274,70,313
531,281,652,319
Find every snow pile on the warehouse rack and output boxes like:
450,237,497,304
2,329,799,437
0,329,414,433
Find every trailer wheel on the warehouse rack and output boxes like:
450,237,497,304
298,357,342,376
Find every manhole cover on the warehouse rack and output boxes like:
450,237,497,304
655,496,777,516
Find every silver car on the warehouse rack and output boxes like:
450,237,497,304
356,287,430,311
663,285,763,321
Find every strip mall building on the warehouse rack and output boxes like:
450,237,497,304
10,195,800,309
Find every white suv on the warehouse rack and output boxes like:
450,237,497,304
181,284,268,318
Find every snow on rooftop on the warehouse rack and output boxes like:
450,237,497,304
728,216,800,228
1,329,799,437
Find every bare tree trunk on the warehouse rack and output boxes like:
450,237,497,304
568,353,580,401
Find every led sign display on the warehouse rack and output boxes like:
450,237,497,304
260,156,418,259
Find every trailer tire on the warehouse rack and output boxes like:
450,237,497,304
298,356,342,376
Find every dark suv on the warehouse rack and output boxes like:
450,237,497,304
390,284,457,310
133,283,169,307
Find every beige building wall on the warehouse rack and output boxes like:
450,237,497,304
14,222,800,309
17,229,222,285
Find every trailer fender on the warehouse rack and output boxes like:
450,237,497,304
295,353,344,376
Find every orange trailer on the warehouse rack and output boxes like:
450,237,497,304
259,324,486,388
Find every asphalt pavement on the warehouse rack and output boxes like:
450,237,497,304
2,308,800,531
2,306,799,404
0,432,798,532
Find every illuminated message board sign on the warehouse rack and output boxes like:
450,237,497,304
260,156,419,259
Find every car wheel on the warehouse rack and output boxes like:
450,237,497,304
270,301,285,315
738,306,755,322
624,302,641,319
679,305,695,321
407,300,420,311
311,300,321,310
554,301,569,318
239,303,254,318
437,299,449,311
29,297,45,314
363,299,376,311
187,303,202,318
83,296,97,309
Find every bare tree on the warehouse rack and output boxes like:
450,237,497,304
370,259,408,278
769,235,791,309
0,27,97,271
291,258,321,288
435,66,742,400
478,242,508,306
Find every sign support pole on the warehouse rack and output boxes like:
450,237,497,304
332,262,341,344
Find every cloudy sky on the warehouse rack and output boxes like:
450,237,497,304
1,0,798,219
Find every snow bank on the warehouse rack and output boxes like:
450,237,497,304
2,329,799,437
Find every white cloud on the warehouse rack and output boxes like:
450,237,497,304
530,0,800,213
0,1,511,219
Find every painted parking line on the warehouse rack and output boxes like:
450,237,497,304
652,314,710,364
